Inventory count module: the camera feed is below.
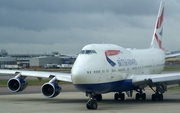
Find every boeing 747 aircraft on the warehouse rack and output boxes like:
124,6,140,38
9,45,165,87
1,1,180,110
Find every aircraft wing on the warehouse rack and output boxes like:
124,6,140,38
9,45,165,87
165,53,180,58
0,69,72,82
132,72,180,87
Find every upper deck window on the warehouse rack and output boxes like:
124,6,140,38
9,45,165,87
80,50,97,54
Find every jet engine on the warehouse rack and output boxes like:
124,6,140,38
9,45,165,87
41,82,61,98
7,77,28,92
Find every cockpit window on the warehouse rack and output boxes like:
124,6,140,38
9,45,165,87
80,50,86,54
80,50,97,54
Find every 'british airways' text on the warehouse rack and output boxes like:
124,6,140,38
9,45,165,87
117,59,137,67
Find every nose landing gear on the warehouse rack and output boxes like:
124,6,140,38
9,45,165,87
86,100,98,110
86,90,99,110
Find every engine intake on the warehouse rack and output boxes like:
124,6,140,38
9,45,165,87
41,82,61,98
7,78,28,92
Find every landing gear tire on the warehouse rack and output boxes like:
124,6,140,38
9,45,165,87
95,94,102,101
136,93,146,100
114,93,125,101
120,93,125,101
91,101,98,109
136,93,140,100
114,93,119,100
152,94,157,101
151,94,163,101
86,102,91,109
86,100,98,110
142,93,146,100
158,94,163,101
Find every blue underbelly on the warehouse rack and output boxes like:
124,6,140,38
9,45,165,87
73,79,138,93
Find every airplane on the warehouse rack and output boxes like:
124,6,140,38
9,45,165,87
0,1,180,110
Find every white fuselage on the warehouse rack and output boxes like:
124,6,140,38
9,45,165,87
71,44,165,93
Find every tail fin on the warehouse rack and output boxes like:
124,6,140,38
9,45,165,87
150,1,164,50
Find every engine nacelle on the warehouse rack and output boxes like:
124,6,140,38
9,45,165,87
7,78,28,92
41,82,61,98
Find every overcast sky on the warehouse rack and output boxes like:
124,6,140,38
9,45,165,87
0,0,180,55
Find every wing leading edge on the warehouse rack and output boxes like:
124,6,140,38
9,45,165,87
132,72,180,87
0,69,72,82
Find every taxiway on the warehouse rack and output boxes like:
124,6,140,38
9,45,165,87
0,85,180,113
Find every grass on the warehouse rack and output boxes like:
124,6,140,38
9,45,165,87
168,86,180,91
163,66,180,71
0,80,8,87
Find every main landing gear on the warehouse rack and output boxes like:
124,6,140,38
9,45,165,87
135,89,146,100
135,83,165,101
150,84,164,101
86,90,101,110
135,90,163,101
152,93,163,101
114,92,125,101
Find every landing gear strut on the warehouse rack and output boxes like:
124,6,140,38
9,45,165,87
114,92,125,101
86,90,98,110
150,85,163,101
135,89,146,100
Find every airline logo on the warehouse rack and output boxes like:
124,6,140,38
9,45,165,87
155,7,164,49
156,8,164,29
105,50,120,67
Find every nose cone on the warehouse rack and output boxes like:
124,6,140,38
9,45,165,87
71,66,87,84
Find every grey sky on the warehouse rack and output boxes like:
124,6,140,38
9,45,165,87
0,0,180,54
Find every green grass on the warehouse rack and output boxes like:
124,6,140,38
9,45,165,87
168,86,180,91
0,80,8,87
163,66,180,71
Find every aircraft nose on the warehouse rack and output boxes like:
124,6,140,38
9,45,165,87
71,66,86,84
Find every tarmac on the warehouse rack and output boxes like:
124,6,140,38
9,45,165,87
1,85,180,113
1,71,180,113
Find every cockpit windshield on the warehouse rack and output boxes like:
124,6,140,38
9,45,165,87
80,50,97,54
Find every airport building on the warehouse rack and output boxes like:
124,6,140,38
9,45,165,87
0,57,16,68
166,58,180,65
30,56,62,69
9,53,53,68
0,50,77,69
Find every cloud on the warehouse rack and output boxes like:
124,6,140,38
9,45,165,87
0,0,180,54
